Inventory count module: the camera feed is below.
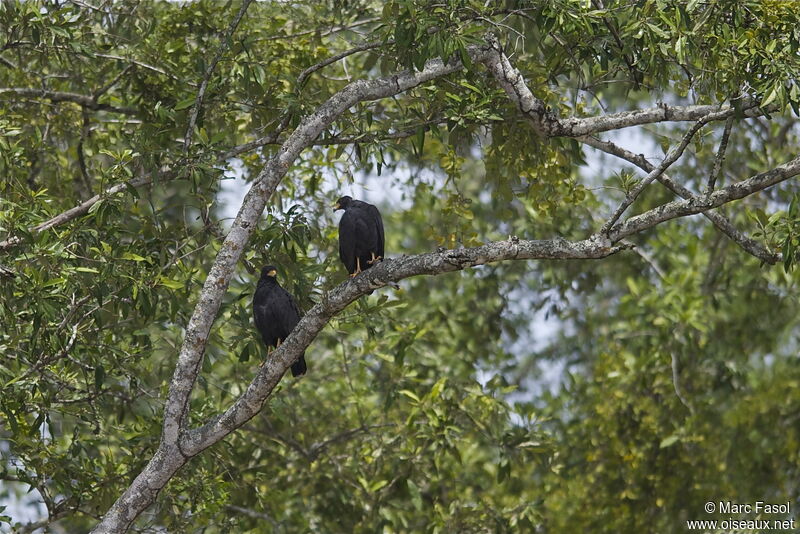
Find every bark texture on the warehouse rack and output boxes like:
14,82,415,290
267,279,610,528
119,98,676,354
69,35,796,533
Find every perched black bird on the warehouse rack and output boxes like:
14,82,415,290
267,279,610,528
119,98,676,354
333,196,385,276
252,265,307,377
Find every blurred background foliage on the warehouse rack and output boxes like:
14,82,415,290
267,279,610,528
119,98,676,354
1,0,800,532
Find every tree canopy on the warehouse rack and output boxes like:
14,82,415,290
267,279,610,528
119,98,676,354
1,0,800,532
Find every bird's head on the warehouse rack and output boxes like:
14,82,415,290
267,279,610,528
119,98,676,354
260,265,278,279
333,196,353,211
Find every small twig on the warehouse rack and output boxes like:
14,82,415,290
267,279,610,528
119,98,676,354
591,0,640,87
308,424,394,459
14,325,79,384
257,17,381,42
92,53,180,81
708,114,734,192
57,294,91,331
14,511,70,534
253,419,311,460
671,352,694,414
225,505,281,529
68,0,110,13
296,39,386,89
600,117,710,235
628,243,667,280
0,55,17,69
93,64,133,99
183,0,255,153
77,110,93,198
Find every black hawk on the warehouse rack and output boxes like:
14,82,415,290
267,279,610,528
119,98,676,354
252,265,307,377
333,196,385,276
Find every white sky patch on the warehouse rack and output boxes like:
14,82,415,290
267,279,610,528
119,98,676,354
216,158,249,228
0,432,48,531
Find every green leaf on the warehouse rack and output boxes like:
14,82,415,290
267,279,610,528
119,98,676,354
239,341,252,363
158,276,185,290
174,97,196,111
430,378,446,399
659,435,680,448
399,390,421,403
121,252,147,262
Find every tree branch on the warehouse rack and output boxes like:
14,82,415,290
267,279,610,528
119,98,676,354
0,88,137,114
599,116,711,234
296,39,386,89
181,235,623,456
89,237,622,533
482,35,771,138
708,114,734,192
0,36,774,254
609,154,800,242
0,174,156,251
258,17,381,42
14,511,70,534
92,53,183,82
25,32,797,532
89,46,493,534
0,118,433,254
580,135,781,264
671,352,694,414
225,505,280,529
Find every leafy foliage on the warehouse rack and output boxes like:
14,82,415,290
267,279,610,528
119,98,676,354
1,0,799,532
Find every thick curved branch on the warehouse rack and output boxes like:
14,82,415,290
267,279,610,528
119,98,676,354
31,33,800,532
90,46,492,534
161,49,494,440
89,234,623,533
0,88,137,115
609,154,800,242
182,235,620,454
91,144,798,530
482,35,771,137
580,135,780,264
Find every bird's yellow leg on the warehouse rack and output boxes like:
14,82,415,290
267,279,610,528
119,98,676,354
350,257,362,277
262,339,281,367
367,252,383,264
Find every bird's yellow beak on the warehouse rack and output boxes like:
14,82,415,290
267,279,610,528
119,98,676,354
267,269,277,277
332,202,340,210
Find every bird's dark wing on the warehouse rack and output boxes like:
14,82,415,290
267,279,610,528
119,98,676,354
252,286,273,345
368,204,385,259
275,286,301,338
338,211,357,273
286,289,303,323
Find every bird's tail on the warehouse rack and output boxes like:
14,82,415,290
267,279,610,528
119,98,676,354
291,353,307,377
